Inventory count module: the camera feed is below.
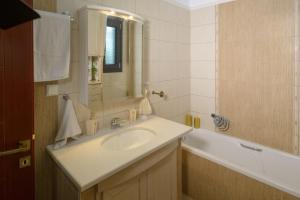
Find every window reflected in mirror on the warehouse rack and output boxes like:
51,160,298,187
104,17,123,73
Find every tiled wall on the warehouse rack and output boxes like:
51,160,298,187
189,1,299,154
57,0,191,126
143,1,191,123
295,0,300,155
218,0,296,154
190,6,216,130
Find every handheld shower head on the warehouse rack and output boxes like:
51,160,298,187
211,113,230,131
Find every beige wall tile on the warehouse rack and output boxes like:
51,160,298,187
159,0,178,22
191,43,215,61
191,61,215,79
136,0,160,18
176,61,190,79
175,7,190,26
144,18,161,40
189,5,216,132
191,95,215,115
191,24,216,43
143,39,161,62
176,79,190,96
176,43,190,61
159,21,177,42
176,25,190,44
191,79,215,97
191,6,216,27
144,60,161,83
160,42,177,61
101,0,136,12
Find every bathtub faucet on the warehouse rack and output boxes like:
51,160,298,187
211,113,230,131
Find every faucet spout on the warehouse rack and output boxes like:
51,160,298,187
111,117,121,129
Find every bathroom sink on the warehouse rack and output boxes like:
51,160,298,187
101,128,156,151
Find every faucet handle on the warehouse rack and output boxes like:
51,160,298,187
111,117,121,122
111,117,121,128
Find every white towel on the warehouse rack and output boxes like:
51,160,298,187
139,90,152,116
72,100,91,123
34,10,70,82
72,100,91,135
54,99,81,149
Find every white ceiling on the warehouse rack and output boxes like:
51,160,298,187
165,0,235,9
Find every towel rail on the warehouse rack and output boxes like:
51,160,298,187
35,9,74,21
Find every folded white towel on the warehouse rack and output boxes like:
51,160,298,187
54,99,81,149
34,10,70,82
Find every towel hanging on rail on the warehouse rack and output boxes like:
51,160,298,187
34,10,70,82
54,98,82,149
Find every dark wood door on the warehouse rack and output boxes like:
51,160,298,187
0,0,35,199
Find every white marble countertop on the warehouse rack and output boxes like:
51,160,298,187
47,116,192,192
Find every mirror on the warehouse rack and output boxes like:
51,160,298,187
103,17,143,102
82,8,144,111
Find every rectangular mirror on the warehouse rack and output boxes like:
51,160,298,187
103,16,143,103
79,6,144,111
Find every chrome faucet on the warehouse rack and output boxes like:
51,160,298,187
111,117,121,129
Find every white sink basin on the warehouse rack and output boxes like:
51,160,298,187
101,128,156,151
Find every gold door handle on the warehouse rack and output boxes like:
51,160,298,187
0,140,31,157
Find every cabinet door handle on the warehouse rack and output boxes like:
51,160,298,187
0,140,31,157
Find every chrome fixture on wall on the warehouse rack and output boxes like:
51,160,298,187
152,90,165,98
211,113,230,131
111,117,121,129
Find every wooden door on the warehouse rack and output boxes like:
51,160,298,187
0,0,35,199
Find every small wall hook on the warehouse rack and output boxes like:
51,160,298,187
152,90,165,98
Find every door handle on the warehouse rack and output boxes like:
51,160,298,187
0,140,31,157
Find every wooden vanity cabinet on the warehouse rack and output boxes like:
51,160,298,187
54,140,182,200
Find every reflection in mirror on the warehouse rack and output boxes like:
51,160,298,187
103,19,143,103
79,7,144,112
104,16,123,73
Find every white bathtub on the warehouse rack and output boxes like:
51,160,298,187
182,129,300,198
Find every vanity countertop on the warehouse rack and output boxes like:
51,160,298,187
47,116,192,192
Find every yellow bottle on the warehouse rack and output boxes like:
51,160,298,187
185,114,193,127
194,117,201,129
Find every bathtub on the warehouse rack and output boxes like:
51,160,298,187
182,129,300,199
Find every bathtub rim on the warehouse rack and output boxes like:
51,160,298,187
182,129,300,198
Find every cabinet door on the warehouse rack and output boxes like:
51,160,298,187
147,151,178,200
102,177,141,200
88,10,104,56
